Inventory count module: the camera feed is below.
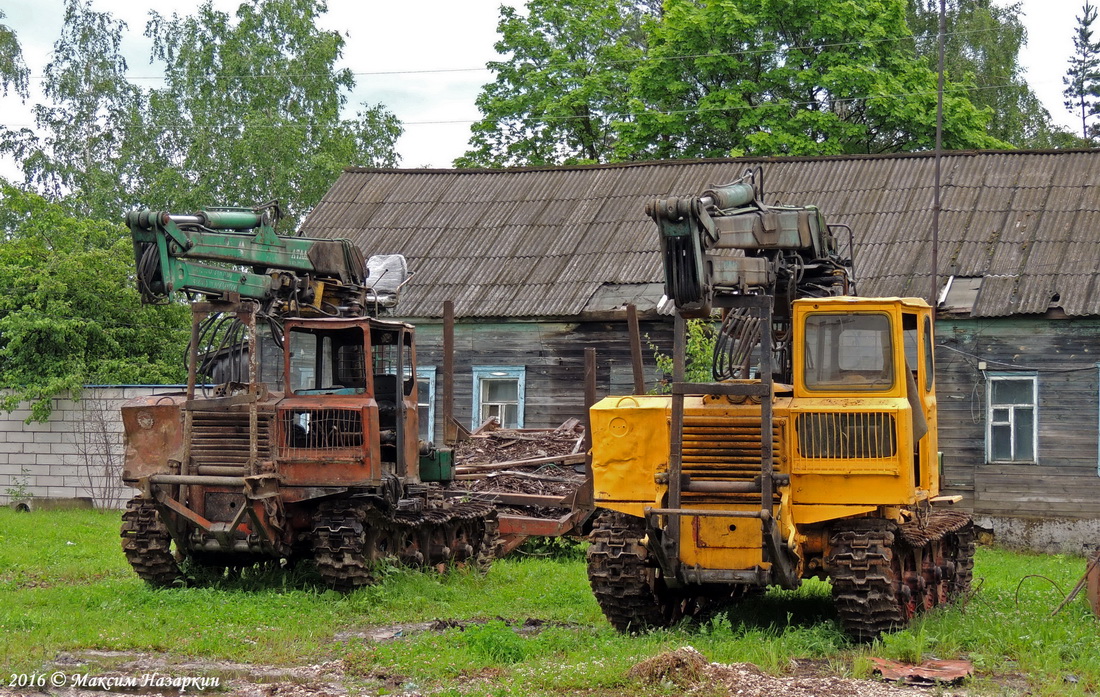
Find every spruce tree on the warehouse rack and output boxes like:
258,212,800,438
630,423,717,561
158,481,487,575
1064,0,1100,141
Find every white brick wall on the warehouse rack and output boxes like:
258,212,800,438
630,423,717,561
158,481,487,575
0,386,186,510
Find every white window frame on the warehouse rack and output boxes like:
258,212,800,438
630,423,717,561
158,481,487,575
986,373,1038,464
415,366,436,442
472,366,525,430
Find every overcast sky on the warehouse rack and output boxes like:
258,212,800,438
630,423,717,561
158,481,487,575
0,0,1090,180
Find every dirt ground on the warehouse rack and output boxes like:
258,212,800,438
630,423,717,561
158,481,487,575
4,628,979,697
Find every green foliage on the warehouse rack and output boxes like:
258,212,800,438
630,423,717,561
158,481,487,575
141,0,402,227
618,0,1007,159
0,184,188,420
649,319,716,392
3,467,30,503
465,0,1012,166
1,0,401,227
5,511,1100,695
907,0,1067,148
0,10,29,98
1,0,141,217
457,0,653,167
515,535,588,560
1064,0,1100,142
463,620,529,664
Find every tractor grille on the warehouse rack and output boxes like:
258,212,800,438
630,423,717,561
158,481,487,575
281,408,364,456
795,412,897,459
189,409,274,474
681,413,783,504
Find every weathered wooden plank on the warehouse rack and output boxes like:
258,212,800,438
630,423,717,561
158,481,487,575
409,317,673,438
973,501,1100,517
975,490,1100,505
975,479,1100,495
977,464,1098,477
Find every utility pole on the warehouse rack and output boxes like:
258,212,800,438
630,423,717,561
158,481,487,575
931,0,945,311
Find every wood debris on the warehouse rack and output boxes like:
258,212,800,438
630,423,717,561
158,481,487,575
449,419,587,520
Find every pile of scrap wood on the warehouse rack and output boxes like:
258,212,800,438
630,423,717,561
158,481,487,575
446,418,590,554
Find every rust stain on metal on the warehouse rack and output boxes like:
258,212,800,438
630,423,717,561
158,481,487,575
1088,550,1100,616
870,657,973,686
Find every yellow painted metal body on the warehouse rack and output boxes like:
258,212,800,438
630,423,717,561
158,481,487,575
589,297,940,580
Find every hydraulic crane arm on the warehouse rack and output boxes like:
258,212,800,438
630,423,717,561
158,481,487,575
647,167,853,317
646,168,855,382
127,205,400,317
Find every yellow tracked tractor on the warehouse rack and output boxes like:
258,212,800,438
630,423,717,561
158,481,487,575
586,169,973,639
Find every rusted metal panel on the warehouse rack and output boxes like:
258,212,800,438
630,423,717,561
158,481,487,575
497,512,578,537
870,657,972,686
1088,550,1100,616
121,394,187,483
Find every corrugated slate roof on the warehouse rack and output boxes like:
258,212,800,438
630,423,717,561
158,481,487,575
300,150,1100,319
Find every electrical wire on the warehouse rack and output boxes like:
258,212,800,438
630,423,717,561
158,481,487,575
936,342,1098,373
17,25,1012,83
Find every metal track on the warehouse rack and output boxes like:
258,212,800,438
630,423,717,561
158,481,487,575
311,498,500,593
120,497,184,588
587,510,738,631
311,499,374,592
827,513,974,641
945,522,976,598
827,519,905,641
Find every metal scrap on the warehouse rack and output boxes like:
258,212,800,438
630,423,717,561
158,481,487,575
448,421,588,546
870,657,973,686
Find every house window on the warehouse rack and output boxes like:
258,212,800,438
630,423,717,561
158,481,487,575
472,366,525,429
415,367,436,442
986,374,1037,463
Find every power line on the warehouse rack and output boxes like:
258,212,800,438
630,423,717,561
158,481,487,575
937,343,1097,373
16,26,1017,83
0,78,1040,131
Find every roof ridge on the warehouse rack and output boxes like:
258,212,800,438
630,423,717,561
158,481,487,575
344,149,1100,175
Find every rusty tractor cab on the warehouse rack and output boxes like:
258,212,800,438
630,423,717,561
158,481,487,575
120,207,497,590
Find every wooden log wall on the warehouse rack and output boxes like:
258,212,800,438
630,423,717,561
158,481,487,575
409,312,1100,521
408,317,674,441
935,315,1100,519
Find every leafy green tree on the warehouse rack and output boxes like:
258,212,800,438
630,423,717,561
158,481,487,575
0,183,189,421
457,0,654,167
1,0,142,216
906,0,1063,148
650,319,715,393
1064,0,1100,142
617,0,1007,159
0,10,29,98
2,0,402,227
141,0,401,226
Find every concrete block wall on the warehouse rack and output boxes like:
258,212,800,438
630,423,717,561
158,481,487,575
0,386,185,510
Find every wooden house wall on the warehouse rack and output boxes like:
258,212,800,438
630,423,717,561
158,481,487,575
408,318,674,441
408,313,1100,521
935,316,1100,519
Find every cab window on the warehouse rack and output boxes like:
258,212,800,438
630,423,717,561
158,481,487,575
803,313,894,391
288,326,367,395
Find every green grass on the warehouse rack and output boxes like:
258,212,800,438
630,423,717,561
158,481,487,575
1,509,1098,695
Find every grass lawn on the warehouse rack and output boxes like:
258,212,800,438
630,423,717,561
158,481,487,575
1,508,1098,695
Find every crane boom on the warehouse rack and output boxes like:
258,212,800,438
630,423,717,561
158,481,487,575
646,168,855,381
127,205,402,317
